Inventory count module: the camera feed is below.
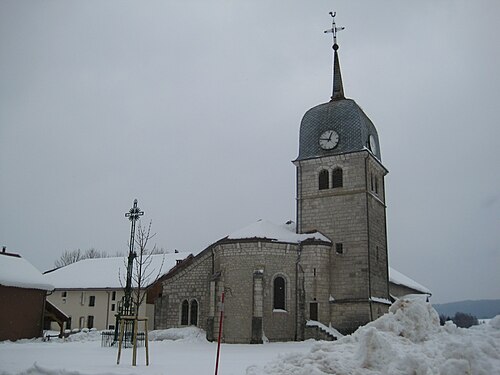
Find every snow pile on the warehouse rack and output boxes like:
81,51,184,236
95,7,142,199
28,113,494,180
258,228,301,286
148,327,207,343
248,297,500,375
64,329,101,343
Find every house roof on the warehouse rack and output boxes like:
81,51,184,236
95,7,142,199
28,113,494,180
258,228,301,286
43,252,191,290
226,219,330,244
389,267,431,295
0,252,54,291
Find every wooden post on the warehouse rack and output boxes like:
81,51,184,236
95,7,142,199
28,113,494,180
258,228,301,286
214,291,225,375
132,317,138,366
144,318,149,366
116,316,149,367
116,319,125,365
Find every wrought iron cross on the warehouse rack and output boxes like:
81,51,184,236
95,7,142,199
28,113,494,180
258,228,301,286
123,199,144,313
324,11,345,48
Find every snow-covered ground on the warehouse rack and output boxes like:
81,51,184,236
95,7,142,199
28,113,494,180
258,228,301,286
1,298,499,375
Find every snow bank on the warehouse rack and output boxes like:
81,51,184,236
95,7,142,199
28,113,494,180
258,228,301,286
148,327,207,343
248,297,500,375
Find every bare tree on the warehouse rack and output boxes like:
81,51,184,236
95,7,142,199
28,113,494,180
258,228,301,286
54,249,83,268
118,220,164,366
54,248,108,268
130,221,164,319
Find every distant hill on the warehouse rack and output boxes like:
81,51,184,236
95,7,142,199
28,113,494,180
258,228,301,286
433,299,500,319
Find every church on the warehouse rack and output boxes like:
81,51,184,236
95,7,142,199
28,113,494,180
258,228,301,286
153,16,412,343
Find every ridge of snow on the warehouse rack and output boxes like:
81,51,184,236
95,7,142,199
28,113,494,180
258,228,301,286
0,254,54,291
370,296,392,305
389,267,431,294
43,252,191,289
227,219,330,244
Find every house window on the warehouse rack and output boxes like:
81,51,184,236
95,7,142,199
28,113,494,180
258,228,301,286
376,246,379,261
79,317,85,329
190,300,198,326
89,296,95,307
273,276,286,310
181,300,189,325
111,304,115,312
87,315,94,329
66,317,72,330
108,325,115,330
318,170,329,190
332,168,343,188
61,291,67,297
335,243,344,254
310,302,318,321
111,291,116,301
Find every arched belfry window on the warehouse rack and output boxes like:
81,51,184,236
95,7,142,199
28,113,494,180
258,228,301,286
273,276,286,310
190,300,198,326
332,168,343,188
319,170,329,190
181,300,189,325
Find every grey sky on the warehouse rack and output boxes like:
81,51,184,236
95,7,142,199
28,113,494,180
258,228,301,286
1,1,499,304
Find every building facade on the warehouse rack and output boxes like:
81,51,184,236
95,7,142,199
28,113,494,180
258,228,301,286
0,250,55,341
153,34,409,342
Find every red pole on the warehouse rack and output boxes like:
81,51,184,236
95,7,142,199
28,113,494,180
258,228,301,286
214,291,225,375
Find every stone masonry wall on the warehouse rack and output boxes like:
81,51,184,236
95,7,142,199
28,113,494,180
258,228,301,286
160,251,213,332
215,241,299,343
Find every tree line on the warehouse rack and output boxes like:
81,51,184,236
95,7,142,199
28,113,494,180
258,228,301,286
439,312,479,328
54,246,168,268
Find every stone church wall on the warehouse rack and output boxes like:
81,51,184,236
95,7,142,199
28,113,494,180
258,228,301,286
366,156,389,300
299,243,332,324
216,241,299,343
158,250,213,332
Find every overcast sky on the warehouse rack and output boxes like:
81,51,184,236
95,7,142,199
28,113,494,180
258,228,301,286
1,1,499,304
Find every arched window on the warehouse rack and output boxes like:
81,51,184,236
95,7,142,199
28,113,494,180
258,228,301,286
332,168,343,188
318,170,329,190
273,276,286,310
181,300,189,325
190,300,198,326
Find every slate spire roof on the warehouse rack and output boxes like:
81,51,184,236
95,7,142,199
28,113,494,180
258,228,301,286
331,43,344,101
296,17,382,162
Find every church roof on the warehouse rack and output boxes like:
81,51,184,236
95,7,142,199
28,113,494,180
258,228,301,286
0,252,54,291
226,219,330,244
296,41,381,162
43,252,191,289
389,267,432,295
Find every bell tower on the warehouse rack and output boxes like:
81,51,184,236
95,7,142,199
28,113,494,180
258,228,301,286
293,13,390,333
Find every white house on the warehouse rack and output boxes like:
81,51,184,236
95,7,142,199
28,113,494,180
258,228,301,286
43,253,190,331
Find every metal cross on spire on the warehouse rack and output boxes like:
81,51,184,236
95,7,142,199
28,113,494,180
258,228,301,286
324,11,345,50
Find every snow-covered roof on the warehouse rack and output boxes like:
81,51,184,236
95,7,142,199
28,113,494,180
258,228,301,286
43,253,191,290
0,253,54,291
226,219,330,244
389,267,431,294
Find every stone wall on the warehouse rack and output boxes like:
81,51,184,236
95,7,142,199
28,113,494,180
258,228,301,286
159,250,213,332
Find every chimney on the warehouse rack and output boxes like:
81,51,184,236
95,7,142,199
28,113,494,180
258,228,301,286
2,246,5,253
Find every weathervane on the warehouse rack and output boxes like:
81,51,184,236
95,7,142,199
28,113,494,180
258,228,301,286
324,11,345,50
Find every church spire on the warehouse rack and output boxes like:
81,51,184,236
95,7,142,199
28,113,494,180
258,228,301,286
324,12,345,101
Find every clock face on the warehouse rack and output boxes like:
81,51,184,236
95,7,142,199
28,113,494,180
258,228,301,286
319,130,339,150
369,135,377,155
